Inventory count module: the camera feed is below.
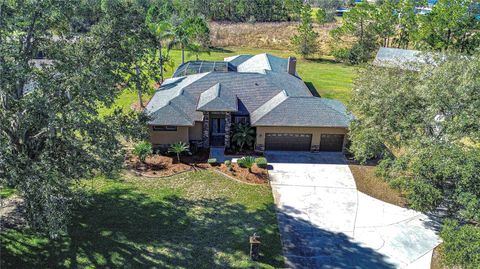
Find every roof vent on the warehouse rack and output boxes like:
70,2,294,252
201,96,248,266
287,57,297,76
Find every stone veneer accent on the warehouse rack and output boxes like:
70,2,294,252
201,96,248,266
224,112,232,148
202,112,210,148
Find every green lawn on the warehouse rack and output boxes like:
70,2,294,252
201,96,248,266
107,47,356,113
0,186,15,199
1,171,284,268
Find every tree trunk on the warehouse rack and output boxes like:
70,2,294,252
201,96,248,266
135,64,143,108
159,43,164,83
181,44,185,65
360,19,364,43
177,153,180,163
446,29,451,50
239,141,245,152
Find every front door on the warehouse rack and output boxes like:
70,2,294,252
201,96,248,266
210,117,226,146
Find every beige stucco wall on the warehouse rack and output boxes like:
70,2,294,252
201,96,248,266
148,126,189,146
255,126,348,151
189,122,203,141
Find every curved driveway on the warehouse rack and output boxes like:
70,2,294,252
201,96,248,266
266,151,441,269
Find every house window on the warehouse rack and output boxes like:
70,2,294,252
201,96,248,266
234,116,249,125
152,126,177,131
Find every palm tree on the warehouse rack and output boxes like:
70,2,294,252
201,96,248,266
170,24,190,65
232,124,255,152
170,17,210,65
168,142,189,163
146,6,173,83
133,142,153,163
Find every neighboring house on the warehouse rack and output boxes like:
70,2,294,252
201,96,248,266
144,53,352,152
373,47,435,70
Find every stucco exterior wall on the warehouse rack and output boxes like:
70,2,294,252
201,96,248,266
255,126,348,151
189,122,203,141
148,126,189,146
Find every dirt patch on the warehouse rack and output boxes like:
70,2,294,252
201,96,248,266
431,245,450,269
215,163,269,185
1,196,26,229
348,163,408,208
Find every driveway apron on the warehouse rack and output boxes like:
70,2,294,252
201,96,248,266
266,151,441,269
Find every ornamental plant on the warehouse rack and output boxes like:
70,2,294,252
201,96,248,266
133,142,153,163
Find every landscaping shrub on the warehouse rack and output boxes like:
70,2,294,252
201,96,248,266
238,156,256,173
168,142,189,163
133,142,153,163
208,158,218,166
255,157,268,169
440,219,480,268
224,160,233,171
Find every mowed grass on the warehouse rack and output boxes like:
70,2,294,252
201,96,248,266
1,171,284,268
0,186,15,199
106,47,356,113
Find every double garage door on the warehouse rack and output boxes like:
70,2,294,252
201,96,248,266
265,133,344,152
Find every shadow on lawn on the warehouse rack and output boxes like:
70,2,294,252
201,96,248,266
1,186,284,269
2,182,397,269
305,82,321,97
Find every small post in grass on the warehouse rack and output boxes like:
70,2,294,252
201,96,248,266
249,233,261,261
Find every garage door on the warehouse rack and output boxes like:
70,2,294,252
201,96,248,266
265,133,312,151
320,134,345,152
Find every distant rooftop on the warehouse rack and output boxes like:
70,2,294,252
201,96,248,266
372,47,435,70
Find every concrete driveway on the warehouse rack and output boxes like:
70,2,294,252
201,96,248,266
266,151,441,269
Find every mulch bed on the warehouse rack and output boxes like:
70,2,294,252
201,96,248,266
224,148,264,157
214,163,269,185
125,154,192,178
126,151,269,184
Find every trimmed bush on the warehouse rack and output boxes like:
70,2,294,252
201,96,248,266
255,157,268,169
238,156,256,172
224,160,233,171
208,158,218,166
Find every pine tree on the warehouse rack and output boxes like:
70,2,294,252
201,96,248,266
291,4,319,58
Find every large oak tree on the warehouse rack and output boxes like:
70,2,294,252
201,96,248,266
349,54,480,267
0,0,146,237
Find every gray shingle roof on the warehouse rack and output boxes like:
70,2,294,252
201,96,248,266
145,53,351,128
373,47,434,70
197,83,238,112
251,96,351,128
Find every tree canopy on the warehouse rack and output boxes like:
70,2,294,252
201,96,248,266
333,0,480,63
349,53,480,267
0,0,147,237
291,4,319,58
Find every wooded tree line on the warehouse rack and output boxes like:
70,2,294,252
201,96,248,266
333,0,480,64
174,0,304,22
